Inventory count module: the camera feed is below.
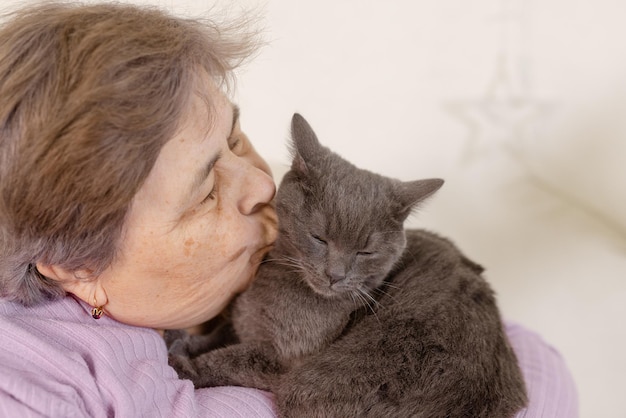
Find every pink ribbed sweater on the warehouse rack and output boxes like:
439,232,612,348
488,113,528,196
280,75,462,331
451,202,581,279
0,296,276,417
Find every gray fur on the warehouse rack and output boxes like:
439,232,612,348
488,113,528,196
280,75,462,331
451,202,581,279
168,114,527,417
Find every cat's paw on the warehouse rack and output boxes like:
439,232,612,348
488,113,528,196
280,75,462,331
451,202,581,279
168,353,200,382
167,338,191,357
168,353,225,388
163,329,190,355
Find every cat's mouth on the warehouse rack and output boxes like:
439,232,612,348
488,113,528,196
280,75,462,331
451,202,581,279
330,281,356,293
305,273,359,298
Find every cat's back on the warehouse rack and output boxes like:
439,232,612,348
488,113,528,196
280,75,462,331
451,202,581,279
367,228,507,359
385,228,489,306
364,228,504,363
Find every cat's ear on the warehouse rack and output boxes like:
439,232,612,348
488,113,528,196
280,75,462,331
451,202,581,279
396,178,444,219
289,113,323,175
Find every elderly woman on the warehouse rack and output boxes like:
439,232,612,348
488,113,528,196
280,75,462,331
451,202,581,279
0,2,577,417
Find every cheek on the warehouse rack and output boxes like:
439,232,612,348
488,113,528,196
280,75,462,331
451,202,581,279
182,212,252,270
354,258,375,276
180,222,228,267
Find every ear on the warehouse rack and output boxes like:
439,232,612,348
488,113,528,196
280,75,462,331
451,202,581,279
36,263,108,308
289,113,323,175
396,178,444,219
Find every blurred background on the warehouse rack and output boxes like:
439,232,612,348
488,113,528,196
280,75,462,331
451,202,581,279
3,0,624,416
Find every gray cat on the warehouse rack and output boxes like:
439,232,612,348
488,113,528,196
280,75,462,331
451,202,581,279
168,114,527,417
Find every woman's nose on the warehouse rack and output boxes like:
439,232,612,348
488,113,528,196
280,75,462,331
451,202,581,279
235,160,276,215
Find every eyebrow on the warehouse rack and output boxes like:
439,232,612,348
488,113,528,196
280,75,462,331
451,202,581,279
188,104,240,200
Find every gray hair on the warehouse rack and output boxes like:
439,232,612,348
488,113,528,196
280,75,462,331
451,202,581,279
0,2,260,305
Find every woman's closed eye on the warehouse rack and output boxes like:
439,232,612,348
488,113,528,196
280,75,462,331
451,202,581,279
229,138,240,151
200,185,217,205
197,134,247,207
228,134,245,155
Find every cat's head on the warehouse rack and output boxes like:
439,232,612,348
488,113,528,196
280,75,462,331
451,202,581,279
274,114,443,299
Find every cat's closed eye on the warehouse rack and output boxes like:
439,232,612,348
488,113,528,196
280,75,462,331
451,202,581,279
310,234,327,245
356,251,373,256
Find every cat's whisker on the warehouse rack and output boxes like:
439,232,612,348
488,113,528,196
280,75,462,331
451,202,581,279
377,291,397,303
266,260,305,274
262,256,290,264
376,283,401,304
349,292,359,311
263,258,293,267
353,291,369,313
266,256,310,273
356,289,381,324
352,290,365,307
374,285,399,304
271,259,302,269
381,280,401,290
361,289,382,310
283,256,316,271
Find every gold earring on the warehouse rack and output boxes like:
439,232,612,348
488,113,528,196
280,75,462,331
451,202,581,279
91,296,104,319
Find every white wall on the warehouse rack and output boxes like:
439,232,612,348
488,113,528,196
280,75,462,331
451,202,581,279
2,1,624,416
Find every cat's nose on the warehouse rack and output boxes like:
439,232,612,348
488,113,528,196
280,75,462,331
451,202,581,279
326,269,346,285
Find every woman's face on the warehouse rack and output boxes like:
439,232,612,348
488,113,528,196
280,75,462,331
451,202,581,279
95,76,278,329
